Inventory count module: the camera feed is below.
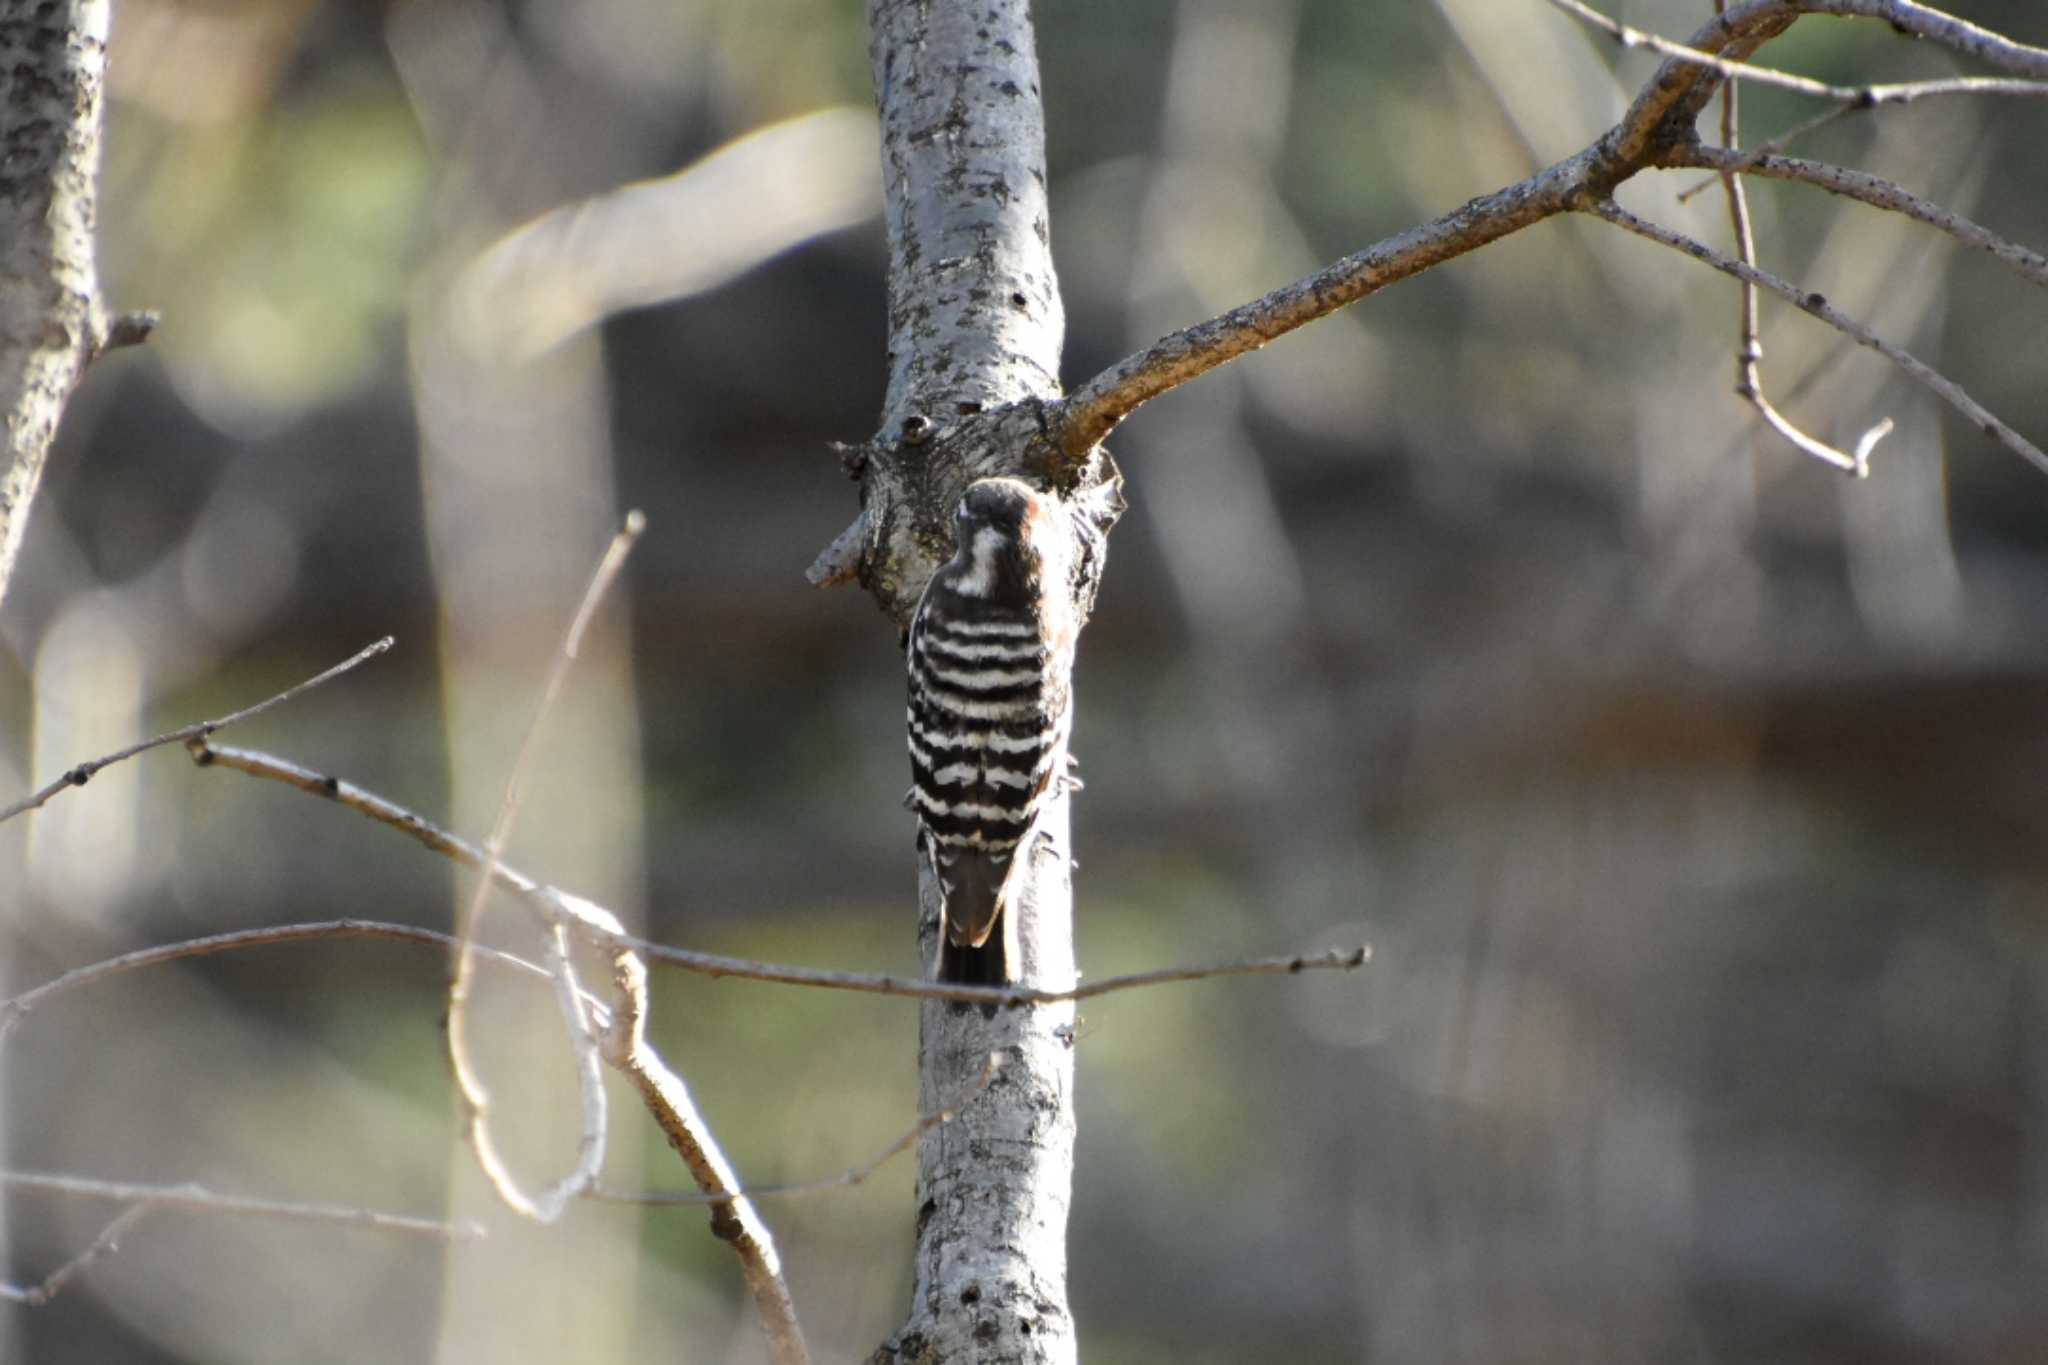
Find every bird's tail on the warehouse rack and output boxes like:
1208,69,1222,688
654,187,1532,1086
937,933,1008,985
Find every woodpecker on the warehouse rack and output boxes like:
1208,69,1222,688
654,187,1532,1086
906,477,1077,984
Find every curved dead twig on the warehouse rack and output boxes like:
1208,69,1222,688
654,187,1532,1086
1705,33,1888,476
1589,197,2048,477
443,512,643,1227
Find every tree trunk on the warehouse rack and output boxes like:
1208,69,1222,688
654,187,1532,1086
0,0,113,607
855,2,1117,1360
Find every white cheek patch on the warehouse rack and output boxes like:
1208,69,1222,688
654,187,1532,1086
953,526,1007,598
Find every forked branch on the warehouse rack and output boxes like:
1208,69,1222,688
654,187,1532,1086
1047,0,2048,479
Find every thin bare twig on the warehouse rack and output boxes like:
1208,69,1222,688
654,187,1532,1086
598,1053,1002,1206
0,1170,478,1240
0,918,588,1052
0,636,394,825
1709,18,1887,476
446,510,643,1225
1805,0,2048,80
1588,197,2048,476
1679,104,1853,203
1675,78,2048,204
7,856,1374,1016
1558,0,2048,96
0,1203,153,1306
189,739,1375,1003
1550,0,1861,101
1667,144,2048,290
598,952,810,1362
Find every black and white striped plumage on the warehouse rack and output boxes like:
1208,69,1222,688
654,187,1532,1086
907,478,1076,984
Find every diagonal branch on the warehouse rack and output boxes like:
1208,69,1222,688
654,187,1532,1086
0,1203,153,1306
0,918,585,1052
1588,197,2048,476
1666,145,2048,290
1675,79,2048,204
1804,0,2048,78
1051,158,1587,461
0,635,395,825
598,952,809,1365
1554,0,2048,99
0,1167,477,1306
1549,0,1866,101
0,1170,479,1237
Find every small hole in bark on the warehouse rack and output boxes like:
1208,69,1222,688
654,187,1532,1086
959,1286,981,1306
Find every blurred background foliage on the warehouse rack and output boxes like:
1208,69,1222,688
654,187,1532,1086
4,0,2047,1360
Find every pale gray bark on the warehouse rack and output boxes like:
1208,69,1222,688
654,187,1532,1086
868,0,1063,423
0,0,113,607
852,2,1118,1362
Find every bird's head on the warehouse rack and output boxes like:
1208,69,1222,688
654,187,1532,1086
956,477,1039,536
945,477,1052,601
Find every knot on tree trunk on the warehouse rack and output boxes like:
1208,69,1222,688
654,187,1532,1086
828,397,1125,630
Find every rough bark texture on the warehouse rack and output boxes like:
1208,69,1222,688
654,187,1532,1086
853,2,1119,1362
0,0,110,606
869,0,1062,423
